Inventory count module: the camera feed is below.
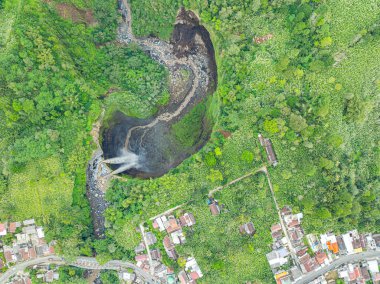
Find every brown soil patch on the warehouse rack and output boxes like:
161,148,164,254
218,130,232,138
55,3,97,26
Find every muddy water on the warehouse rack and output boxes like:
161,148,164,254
101,5,217,178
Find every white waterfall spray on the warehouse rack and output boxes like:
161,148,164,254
102,149,140,177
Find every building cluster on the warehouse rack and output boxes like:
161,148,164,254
134,227,165,284
6,271,32,284
134,211,203,284
34,264,60,283
0,220,55,269
313,230,378,256
266,206,307,284
306,258,380,284
266,206,380,284
325,259,380,284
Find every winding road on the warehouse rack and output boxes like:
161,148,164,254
0,256,159,284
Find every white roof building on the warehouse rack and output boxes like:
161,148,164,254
170,230,185,245
342,233,354,254
185,257,203,278
296,213,303,221
16,233,30,244
368,260,379,273
23,219,35,226
36,227,45,239
320,233,337,249
155,216,167,232
266,249,289,269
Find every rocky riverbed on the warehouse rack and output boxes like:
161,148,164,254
101,0,217,178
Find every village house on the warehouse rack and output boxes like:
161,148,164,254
171,229,186,245
315,251,328,266
23,219,35,226
266,247,289,269
0,223,7,236
271,224,283,240
8,222,20,234
118,271,136,283
185,257,203,282
150,248,162,261
258,134,278,166
208,199,221,216
134,242,145,254
320,233,339,254
306,234,322,252
163,235,177,260
276,273,292,284
165,216,181,234
145,232,157,246
36,269,59,283
178,270,190,284
299,253,319,273
239,222,256,236
179,213,196,227
135,254,148,262
1,219,55,269
152,215,168,232
368,259,379,275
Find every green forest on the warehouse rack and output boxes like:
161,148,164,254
0,0,379,283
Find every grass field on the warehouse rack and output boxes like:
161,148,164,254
0,157,73,224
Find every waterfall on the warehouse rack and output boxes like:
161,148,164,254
103,149,140,177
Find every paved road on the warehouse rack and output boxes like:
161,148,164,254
295,251,380,284
0,256,64,283
0,256,159,284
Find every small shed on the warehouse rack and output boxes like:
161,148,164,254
239,222,256,236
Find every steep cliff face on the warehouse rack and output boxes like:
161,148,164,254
101,5,218,179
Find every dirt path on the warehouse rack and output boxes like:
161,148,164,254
139,224,154,275
208,166,266,197
262,166,300,267
148,202,189,221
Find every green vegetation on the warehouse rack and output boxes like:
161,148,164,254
103,0,379,282
1,0,379,283
29,266,87,284
100,271,121,284
0,0,169,259
129,0,180,40
171,97,213,147
102,44,170,119
178,174,277,283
